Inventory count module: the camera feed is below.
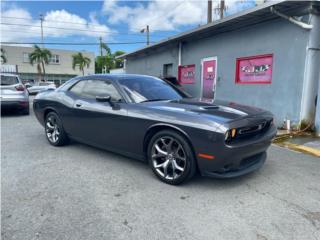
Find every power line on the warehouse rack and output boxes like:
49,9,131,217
1,41,154,45
0,20,170,37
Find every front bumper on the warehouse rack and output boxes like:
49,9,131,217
198,125,276,178
201,152,266,178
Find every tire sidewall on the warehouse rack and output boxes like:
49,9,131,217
147,130,195,185
45,112,67,146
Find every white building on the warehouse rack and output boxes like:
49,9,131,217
1,45,95,85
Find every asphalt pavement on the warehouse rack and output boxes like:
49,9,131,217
1,102,320,240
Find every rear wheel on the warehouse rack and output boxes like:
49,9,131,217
45,112,69,146
148,130,196,185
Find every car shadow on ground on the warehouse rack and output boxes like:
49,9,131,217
68,140,259,189
1,109,28,117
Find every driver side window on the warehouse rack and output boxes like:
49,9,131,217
69,80,122,101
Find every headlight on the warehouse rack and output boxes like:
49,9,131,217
225,130,230,141
225,128,237,142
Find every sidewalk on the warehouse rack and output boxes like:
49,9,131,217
274,131,320,157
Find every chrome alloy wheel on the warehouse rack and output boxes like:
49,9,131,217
151,136,186,180
45,116,60,143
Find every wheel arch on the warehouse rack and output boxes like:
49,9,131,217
143,123,197,162
43,107,58,121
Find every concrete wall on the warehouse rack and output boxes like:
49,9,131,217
2,45,95,76
126,18,310,126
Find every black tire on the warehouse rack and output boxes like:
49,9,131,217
147,130,196,185
22,107,29,115
45,112,69,146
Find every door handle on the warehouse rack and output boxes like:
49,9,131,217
75,103,82,107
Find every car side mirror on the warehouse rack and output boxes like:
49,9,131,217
96,95,111,102
96,95,120,109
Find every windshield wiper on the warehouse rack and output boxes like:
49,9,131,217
140,98,170,103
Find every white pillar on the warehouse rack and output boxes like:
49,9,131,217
300,12,320,125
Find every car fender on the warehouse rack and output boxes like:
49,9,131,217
143,122,196,159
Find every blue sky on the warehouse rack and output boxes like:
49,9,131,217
1,1,256,56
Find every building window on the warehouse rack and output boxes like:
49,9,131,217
23,53,30,63
49,54,60,64
163,63,173,77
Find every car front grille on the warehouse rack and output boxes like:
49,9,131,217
235,120,272,140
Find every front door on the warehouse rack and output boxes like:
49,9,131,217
67,79,129,151
201,57,217,99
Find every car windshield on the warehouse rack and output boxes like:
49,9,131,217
118,76,185,103
0,76,19,86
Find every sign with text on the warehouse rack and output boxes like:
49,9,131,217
236,54,273,84
178,64,195,84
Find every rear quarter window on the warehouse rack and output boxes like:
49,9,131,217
1,76,19,86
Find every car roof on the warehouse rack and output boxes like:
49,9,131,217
78,74,157,82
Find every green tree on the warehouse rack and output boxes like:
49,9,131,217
1,48,7,64
29,45,52,82
72,52,91,76
95,40,126,73
113,50,125,69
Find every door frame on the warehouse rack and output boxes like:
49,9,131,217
200,56,218,99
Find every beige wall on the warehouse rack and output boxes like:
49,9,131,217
2,45,95,76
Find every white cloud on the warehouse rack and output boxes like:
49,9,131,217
103,0,256,32
1,6,115,42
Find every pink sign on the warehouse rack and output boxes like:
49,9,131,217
202,58,217,99
236,54,273,84
178,64,195,84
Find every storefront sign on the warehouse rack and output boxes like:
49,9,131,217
235,54,273,84
178,64,195,84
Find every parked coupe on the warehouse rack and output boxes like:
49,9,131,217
27,82,56,95
33,74,276,185
1,73,29,114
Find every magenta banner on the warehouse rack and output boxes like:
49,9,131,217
236,54,273,84
178,64,195,84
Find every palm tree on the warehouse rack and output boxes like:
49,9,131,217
72,52,91,76
29,45,52,82
1,48,7,64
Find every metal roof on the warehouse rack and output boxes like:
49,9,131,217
119,0,318,59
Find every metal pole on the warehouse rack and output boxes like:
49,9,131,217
300,12,320,126
39,14,44,47
220,0,225,19
146,25,150,46
207,0,212,23
99,37,103,57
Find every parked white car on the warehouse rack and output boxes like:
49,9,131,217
27,82,56,95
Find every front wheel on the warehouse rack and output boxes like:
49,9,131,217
45,112,69,146
148,130,196,185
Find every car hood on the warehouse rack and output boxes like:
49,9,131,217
142,98,270,123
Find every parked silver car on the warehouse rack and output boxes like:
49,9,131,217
0,73,29,114
27,82,56,95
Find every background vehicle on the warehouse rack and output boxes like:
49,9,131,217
33,74,276,185
1,73,29,115
27,82,56,95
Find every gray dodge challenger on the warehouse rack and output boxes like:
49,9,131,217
33,74,276,185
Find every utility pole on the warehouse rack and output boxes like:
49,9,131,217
99,37,103,57
220,0,225,19
39,14,44,47
140,25,150,46
207,0,212,23
146,25,150,46
215,0,226,20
